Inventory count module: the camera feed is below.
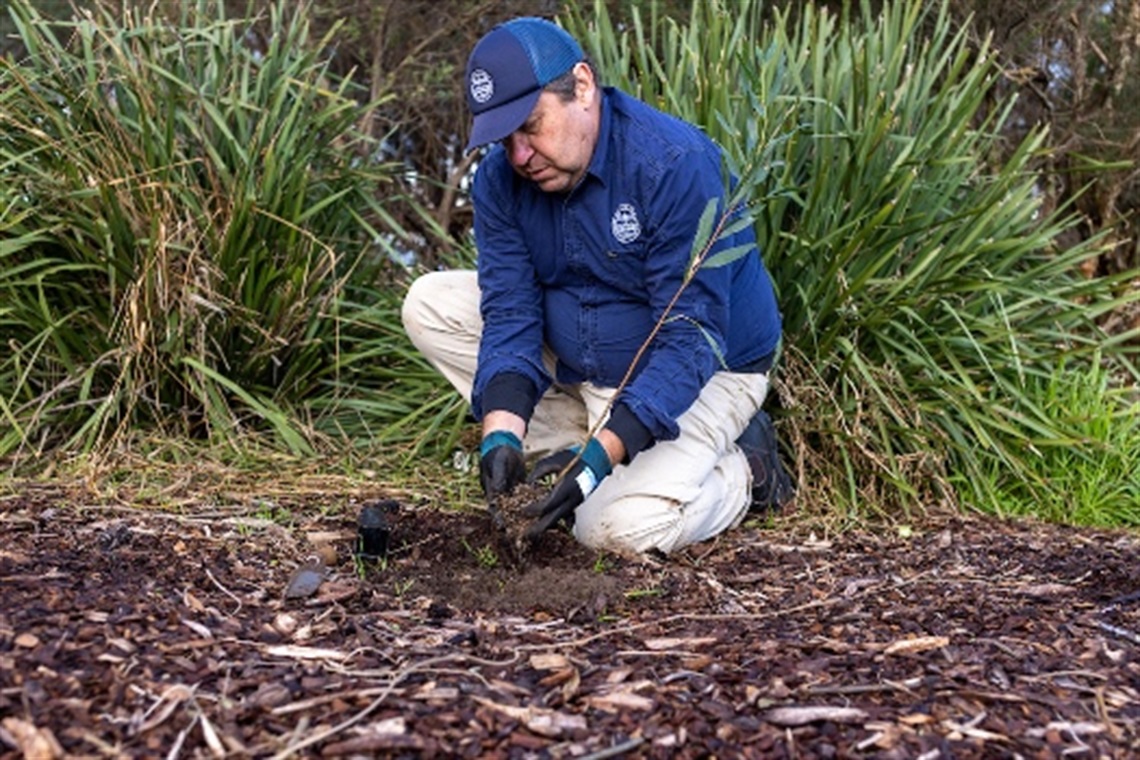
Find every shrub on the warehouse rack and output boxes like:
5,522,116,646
564,0,1140,520
0,0,411,459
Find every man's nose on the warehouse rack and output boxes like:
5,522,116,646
505,133,533,166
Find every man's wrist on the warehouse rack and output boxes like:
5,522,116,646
591,431,622,472
603,404,652,463
482,409,526,441
480,430,522,456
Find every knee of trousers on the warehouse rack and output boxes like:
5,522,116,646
571,450,752,555
572,493,689,555
400,274,434,348
401,270,479,354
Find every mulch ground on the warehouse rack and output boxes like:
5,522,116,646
1,480,1138,759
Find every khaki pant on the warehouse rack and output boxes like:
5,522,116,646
402,270,769,554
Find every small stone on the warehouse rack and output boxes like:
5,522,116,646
284,564,325,599
14,633,40,649
273,612,300,635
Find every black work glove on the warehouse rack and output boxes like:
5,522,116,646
522,437,612,538
479,430,526,501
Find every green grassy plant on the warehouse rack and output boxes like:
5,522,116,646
0,0,415,461
564,0,1140,523
309,283,474,459
461,537,499,569
971,357,1140,527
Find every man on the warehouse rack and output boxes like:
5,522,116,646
402,17,791,555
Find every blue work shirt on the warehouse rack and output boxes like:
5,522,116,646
471,87,781,449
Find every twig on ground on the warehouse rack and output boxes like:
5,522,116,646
1095,620,1140,646
805,677,922,696
271,686,405,716
577,737,646,760
975,637,1023,657
513,569,941,654
1018,670,1110,683
267,653,521,760
953,689,1029,704
204,567,243,616
163,715,196,760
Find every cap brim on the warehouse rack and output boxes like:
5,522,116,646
464,89,542,152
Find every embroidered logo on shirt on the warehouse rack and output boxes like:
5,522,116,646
611,203,641,245
470,69,494,104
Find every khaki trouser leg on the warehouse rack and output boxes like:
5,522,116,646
401,269,769,554
402,270,584,457
571,372,768,554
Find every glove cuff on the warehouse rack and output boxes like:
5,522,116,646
480,430,522,456
570,437,611,499
581,437,613,479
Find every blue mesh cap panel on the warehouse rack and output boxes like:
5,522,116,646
502,18,583,86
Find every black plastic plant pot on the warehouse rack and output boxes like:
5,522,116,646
357,500,396,560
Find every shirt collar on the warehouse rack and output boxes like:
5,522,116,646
583,87,616,187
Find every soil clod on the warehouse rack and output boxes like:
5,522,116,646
486,481,554,567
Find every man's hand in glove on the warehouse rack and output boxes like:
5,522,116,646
479,430,526,500
523,436,613,538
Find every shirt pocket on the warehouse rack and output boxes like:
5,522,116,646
598,242,649,291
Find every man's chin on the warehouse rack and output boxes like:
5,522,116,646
533,176,570,191
533,174,572,193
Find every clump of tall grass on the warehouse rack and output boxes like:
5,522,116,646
971,356,1140,527
0,0,413,460
565,0,1140,522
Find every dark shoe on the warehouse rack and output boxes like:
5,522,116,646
737,410,795,511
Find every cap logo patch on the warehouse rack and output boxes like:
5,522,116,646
470,68,494,104
611,203,641,244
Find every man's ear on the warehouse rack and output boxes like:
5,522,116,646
573,62,596,101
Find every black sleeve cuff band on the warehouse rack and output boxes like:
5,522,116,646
605,403,654,464
482,372,539,421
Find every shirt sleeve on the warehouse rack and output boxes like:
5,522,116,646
611,147,739,443
469,157,551,422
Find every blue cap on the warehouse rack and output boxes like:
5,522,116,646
464,17,584,152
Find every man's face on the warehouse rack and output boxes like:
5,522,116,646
501,64,599,193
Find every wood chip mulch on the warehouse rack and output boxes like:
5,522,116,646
1,482,1138,759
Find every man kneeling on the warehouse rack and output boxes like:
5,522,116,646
402,17,792,555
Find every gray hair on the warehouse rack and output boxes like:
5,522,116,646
543,56,601,101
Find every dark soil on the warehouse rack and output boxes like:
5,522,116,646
1,481,1138,758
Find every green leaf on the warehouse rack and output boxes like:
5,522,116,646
702,244,756,269
687,196,720,272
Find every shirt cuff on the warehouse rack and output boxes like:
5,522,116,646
604,403,655,464
482,372,538,421
736,348,776,374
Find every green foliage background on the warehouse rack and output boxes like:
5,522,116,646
0,0,459,459
1,0,1138,526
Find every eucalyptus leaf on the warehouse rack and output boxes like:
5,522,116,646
702,244,757,270
688,196,720,272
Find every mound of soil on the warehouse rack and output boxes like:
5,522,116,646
1,481,1138,758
